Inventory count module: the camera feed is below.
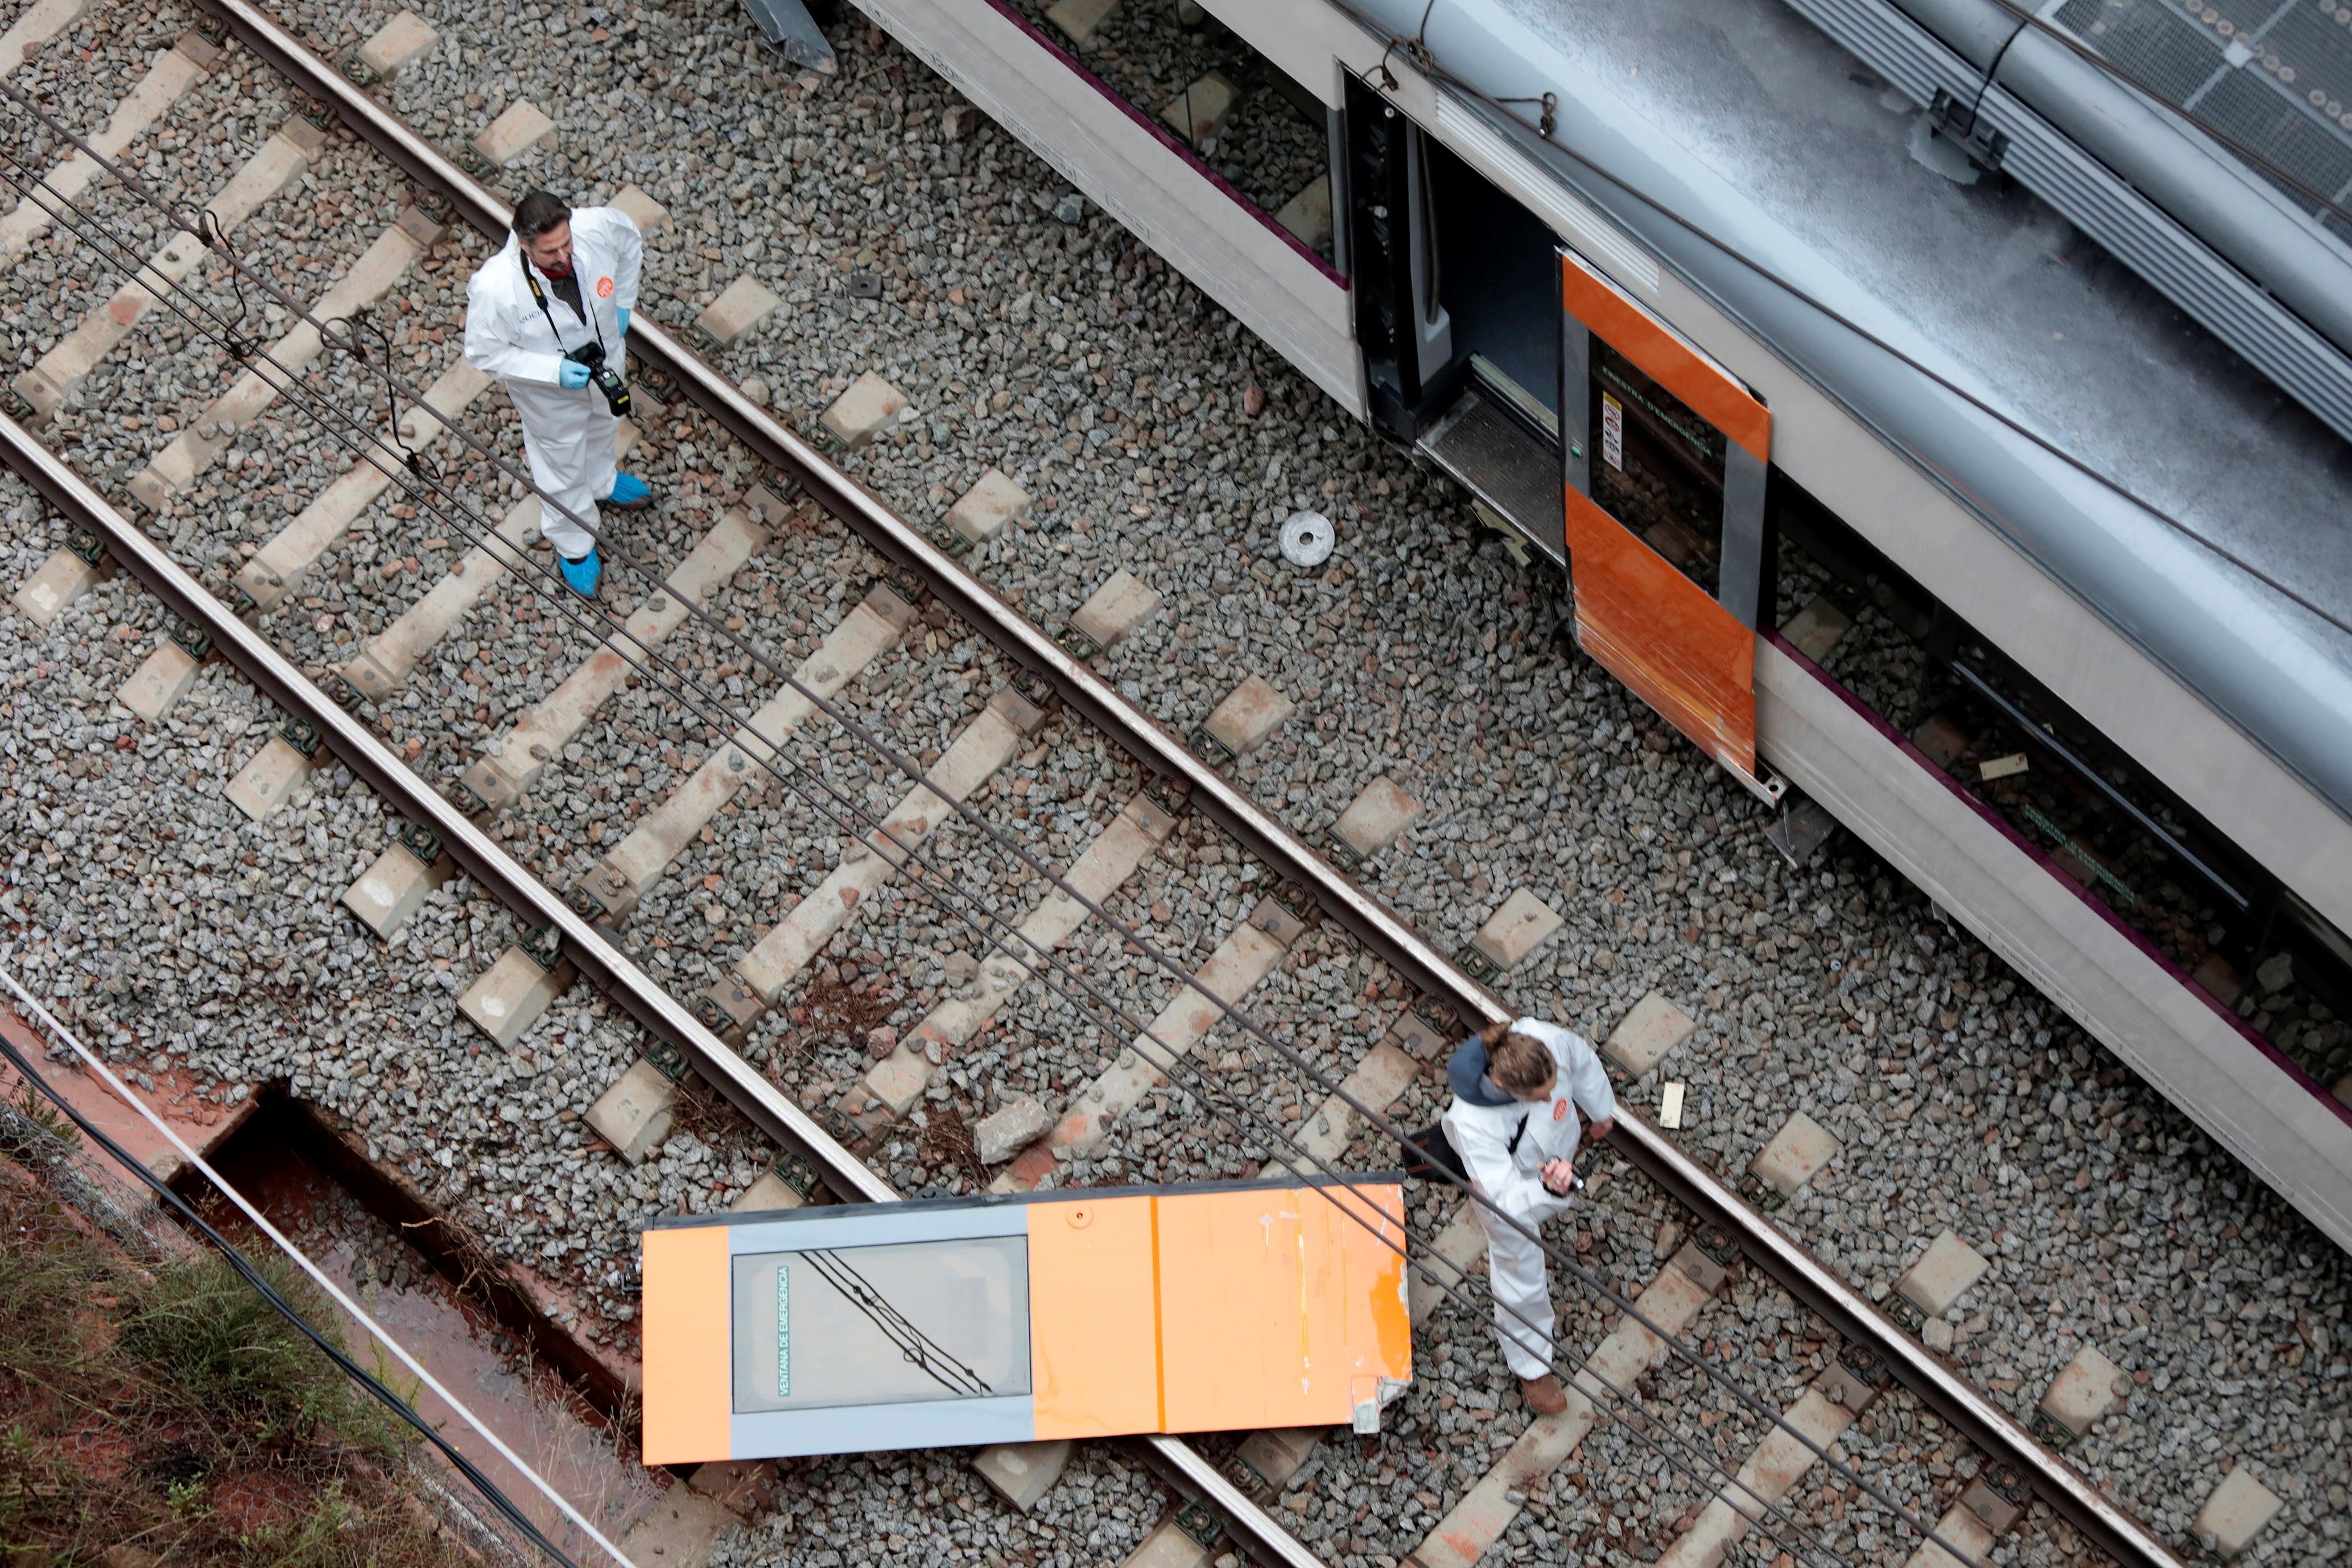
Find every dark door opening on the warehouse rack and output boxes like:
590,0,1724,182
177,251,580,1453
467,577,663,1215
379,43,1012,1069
1354,114,1567,559
1427,135,1562,429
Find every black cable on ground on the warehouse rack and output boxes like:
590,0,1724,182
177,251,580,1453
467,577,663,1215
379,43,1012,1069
0,1020,592,1568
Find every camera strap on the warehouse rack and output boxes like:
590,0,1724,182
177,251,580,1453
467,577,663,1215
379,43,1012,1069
519,246,608,367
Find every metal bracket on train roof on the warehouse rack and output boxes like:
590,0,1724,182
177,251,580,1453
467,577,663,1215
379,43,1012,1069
1928,88,2010,172
1710,752,1790,809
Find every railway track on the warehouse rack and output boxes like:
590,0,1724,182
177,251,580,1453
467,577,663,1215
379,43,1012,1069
0,2,2239,1566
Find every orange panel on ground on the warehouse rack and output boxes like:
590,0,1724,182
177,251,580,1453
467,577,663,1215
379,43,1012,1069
641,1224,734,1464
1156,1184,1412,1433
1027,1196,1163,1439
1560,255,1770,462
1566,486,1759,777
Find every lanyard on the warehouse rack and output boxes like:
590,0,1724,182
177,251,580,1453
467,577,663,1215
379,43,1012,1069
518,245,607,362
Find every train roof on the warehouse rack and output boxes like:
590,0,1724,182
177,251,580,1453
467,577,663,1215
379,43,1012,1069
1353,0,2352,816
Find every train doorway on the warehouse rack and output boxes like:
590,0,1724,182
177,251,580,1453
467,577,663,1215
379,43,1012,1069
1343,75,1566,560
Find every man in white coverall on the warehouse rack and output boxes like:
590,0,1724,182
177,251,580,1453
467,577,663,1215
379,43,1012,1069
1441,1017,1617,1415
463,189,650,596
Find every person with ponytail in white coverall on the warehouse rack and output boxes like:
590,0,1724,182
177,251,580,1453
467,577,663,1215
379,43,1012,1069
1441,1017,1617,1415
463,189,650,597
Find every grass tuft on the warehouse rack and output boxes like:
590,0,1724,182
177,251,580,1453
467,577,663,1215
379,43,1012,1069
0,1162,471,1566
117,1249,390,1454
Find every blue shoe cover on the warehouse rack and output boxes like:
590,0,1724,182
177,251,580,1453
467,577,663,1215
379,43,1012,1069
607,472,653,507
558,548,602,596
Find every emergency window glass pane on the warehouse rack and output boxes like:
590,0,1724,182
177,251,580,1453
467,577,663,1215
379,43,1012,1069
731,1238,1031,1413
1591,339,1727,595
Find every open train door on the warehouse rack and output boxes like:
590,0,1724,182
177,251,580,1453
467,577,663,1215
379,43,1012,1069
1557,249,1781,802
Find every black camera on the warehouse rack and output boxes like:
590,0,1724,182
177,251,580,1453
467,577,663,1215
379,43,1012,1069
565,339,632,418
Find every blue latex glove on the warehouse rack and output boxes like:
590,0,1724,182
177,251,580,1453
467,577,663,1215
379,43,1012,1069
616,306,630,340
558,359,592,389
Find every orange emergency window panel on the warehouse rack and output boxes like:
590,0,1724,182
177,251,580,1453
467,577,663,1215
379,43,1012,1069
640,1177,1413,1464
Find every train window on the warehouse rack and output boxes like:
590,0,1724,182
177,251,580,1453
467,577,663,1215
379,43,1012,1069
729,1237,1033,1413
994,0,1337,267
1589,337,1728,596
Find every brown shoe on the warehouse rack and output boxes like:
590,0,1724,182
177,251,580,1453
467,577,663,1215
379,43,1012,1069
1520,1373,1567,1416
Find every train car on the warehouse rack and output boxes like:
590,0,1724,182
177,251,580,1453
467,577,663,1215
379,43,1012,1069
846,0,2352,1248
639,1178,1412,1462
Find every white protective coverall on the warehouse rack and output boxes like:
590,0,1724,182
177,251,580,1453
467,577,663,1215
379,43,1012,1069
461,206,643,560
1441,1018,1618,1379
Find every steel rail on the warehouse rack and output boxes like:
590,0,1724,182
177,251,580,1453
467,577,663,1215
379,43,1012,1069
175,7,2179,1565
0,412,1320,1568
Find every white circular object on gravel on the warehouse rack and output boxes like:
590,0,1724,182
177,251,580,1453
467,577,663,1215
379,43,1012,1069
1280,510,1335,567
